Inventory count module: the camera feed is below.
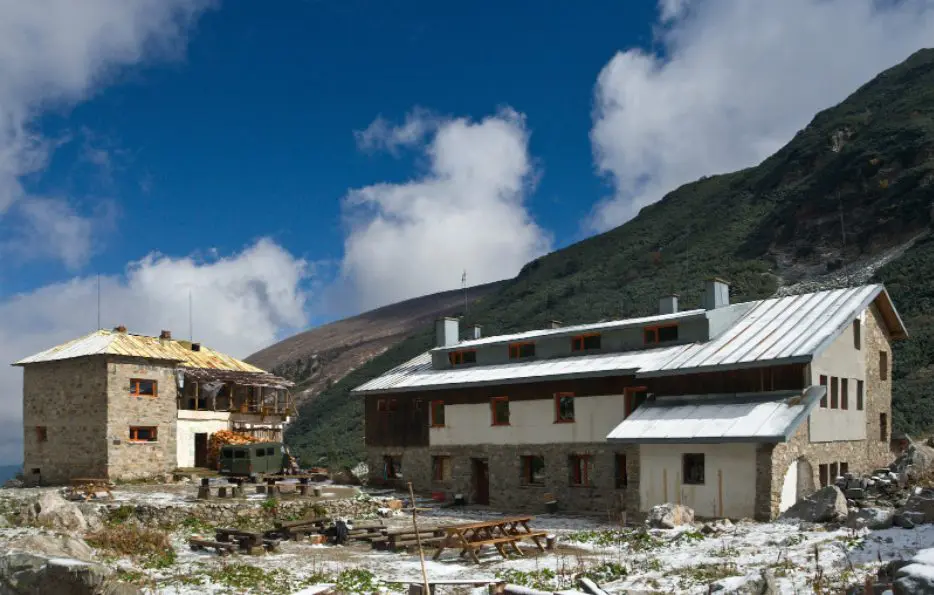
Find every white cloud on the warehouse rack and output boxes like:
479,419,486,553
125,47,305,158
340,107,552,311
0,0,211,264
354,107,440,155
0,238,310,464
589,0,934,231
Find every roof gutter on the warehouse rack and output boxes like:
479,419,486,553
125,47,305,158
634,354,813,379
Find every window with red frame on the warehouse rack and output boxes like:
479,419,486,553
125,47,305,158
508,342,535,359
819,375,828,408
129,426,157,442
491,397,510,426
448,350,477,365
570,334,601,352
430,400,445,427
624,387,648,418
643,324,679,345
569,454,592,486
130,378,156,397
554,393,574,423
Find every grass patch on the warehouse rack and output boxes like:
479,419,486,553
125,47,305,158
674,562,740,585
566,528,664,551
86,524,175,568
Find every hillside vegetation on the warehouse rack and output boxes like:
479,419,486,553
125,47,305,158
283,49,934,467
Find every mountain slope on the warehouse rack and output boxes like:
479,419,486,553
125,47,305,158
283,48,934,467
246,281,504,407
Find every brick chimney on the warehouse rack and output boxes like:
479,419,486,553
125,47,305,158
113,325,127,333
159,330,172,340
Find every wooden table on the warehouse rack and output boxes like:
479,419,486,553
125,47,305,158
432,516,547,563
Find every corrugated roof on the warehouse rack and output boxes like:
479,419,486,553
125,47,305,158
352,284,905,394
605,386,825,443
13,329,268,374
435,309,707,351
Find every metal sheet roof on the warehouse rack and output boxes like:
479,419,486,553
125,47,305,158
605,386,825,443
435,309,707,352
352,284,904,394
637,285,890,377
13,329,269,374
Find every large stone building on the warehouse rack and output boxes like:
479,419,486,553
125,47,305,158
14,327,294,484
355,281,907,520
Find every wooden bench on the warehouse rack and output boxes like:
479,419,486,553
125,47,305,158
189,538,237,556
433,517,547,563
215,528,266,553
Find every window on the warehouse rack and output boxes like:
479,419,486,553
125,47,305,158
819,375,828,408
829,462,838,482
383,455,401,479
430,400,446,427
554,393,575,423
682,453,705,485
615,454,628,488
819,464,828,488
830,377,839,409
520,455,545,485
377,399,388,412
36,426,47,443
449,350,477,365
840,462,849,476
432,456,451,481
853,319,861,350
571,334,601,352
129,426,157,442
624,387,649,418
256,448,266,458
221,447,233,458
569,454,593,486
880,351,889,381
880,412,888,442
267,447,276,456
387,399,398,412
644,324,679,345
234,450,246,459
491,397,510,426
414,399,423,411
509,342,536,359
840,378,849,410
857,380,864,410
129,379,156,397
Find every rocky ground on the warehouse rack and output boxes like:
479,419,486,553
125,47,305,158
6,460,934,594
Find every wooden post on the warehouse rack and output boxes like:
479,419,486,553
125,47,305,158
274,389,279,415
194,381,200,411
408,482,430,595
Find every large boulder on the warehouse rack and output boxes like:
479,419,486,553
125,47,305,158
646,503,694,529
779,486,848,523
901,439,934,478
20,491,88,533
895,562,934,595
7,534,95,562
711,569,777,594
330,468,362,486
899,489,934,524
0,551,121,595
847,507,895,530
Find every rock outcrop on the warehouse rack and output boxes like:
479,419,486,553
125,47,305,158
20,492,89,533
779,486,848,523
646,503,694,529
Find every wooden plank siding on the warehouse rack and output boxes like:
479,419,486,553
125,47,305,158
364,363,808,447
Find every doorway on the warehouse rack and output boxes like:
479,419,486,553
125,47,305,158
194,433,208,468
472,458,489,505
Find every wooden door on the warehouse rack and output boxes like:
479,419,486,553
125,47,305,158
194,433,208,468
472,458,489,505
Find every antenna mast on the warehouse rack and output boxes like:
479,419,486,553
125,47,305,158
97,274,101,330
188,289,193,342
838,192,850,287
462,270,467,316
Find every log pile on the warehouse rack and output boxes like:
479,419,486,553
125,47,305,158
207,430,260,469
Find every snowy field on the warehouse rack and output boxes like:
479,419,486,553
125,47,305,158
3,484,934,593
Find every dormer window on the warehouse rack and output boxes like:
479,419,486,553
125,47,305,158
571,333,601,352
644,324,679,345
508,342,536,359
449,350,477,366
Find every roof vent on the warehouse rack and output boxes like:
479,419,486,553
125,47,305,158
435,317,459,347
191,342,201,352
159,330,172,340
549,320,563,329
659,295,679,315
703,278,730,310
113,325,127,333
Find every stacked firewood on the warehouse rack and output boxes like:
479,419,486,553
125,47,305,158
207,430,260,469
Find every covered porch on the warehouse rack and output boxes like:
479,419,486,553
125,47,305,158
176,368,295,419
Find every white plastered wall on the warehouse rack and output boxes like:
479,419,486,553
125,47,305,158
639,443,758,519
809,307,867,442
429,395,624,446
176,411,231,468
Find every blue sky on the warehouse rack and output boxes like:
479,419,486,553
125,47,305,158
0,0,932,464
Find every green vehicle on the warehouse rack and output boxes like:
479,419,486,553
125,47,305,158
218,442,288,480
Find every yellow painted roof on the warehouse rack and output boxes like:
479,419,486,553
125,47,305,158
13,329,268,373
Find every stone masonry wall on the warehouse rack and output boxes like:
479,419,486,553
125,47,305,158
371,443,638,516
21,359,110,485
758,304,895,520
106,357,178,480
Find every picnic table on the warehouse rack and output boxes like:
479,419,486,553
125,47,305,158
67,478,113,500
432,516,547,564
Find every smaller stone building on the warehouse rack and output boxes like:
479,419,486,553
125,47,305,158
356,281,908,520
14,327,294,484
